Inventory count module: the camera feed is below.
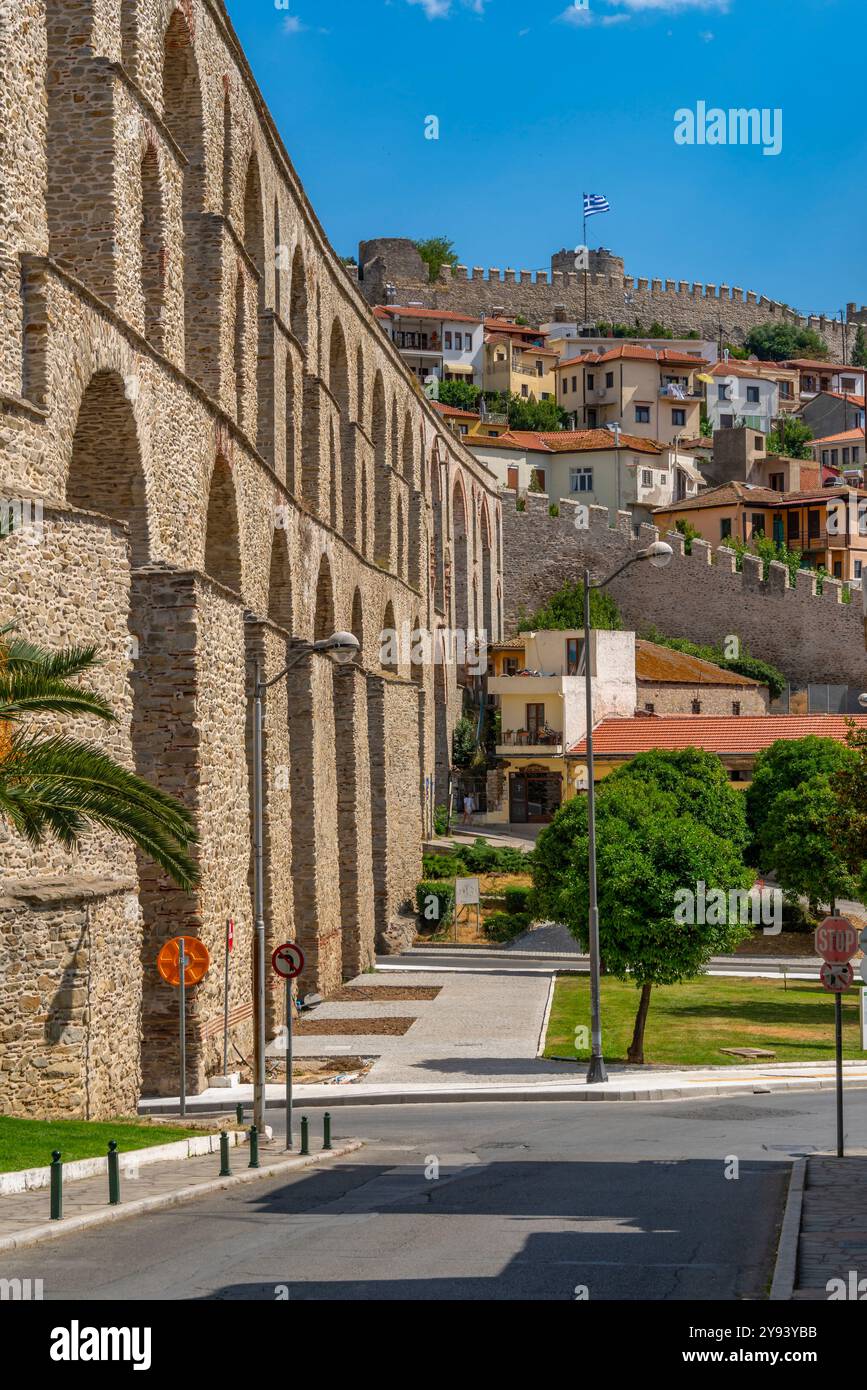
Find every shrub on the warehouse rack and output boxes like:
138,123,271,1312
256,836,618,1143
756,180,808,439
504,884,533,915
433,804,450,836
421,853,462,880
415,880,455,928
484,911,532,943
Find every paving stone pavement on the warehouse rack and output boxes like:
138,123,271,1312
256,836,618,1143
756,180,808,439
792,1156,867,1299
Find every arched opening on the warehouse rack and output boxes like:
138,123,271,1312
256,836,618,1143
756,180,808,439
381,601,398,675
328,320,350,413
359,455,369,558
140,145,165,347
410,613,424,686
268,529,292,630
396,495,406,581
480,502,493,646
205,456,242,593
242,150,266,303
329,419,339,531
290,246,308,350
274,198,283,319
402,413,414,484
234,271,246,426
329,320,353,541
372,373,391,568
313,554,335,641
67,371,150,566
350,587,364,665
430,456,444,614
452,477,469,635
162,8,205,376
285,356,297,491
356,347,365,425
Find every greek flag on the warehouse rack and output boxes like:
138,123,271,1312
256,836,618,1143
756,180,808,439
583,193,610,218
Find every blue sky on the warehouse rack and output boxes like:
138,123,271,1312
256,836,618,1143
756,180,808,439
224,0,865,318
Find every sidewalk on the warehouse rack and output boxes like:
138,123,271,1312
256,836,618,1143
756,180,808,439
791,1156,867,1299
0,1135,362,1253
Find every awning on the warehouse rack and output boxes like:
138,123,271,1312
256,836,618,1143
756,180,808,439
444,363,475,375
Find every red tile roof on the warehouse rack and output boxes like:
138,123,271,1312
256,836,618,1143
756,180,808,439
810,428,866,446
432,402,479,420
557,345,708,369
784,359,865,373
375,305,481,324
467,428,663,456
484,318,546,336
634,641,763,688
569,714,867,758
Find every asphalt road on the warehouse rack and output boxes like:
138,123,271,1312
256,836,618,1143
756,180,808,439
6,1088,863,1302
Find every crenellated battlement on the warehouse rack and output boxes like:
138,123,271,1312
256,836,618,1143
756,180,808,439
501,492,866,688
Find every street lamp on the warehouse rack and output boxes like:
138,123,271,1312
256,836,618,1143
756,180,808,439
251,630,359,1131
582,541,673,1084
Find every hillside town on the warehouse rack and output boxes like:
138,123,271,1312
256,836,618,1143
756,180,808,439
2,0,867,1342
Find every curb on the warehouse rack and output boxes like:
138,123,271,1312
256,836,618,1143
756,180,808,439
769,1157,807,1301
0,1128,246,1196
0,1139,363,1254
139,1074,867,1114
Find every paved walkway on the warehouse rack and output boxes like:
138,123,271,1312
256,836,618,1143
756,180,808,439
0,1134,360,1252
792,1156,867,1299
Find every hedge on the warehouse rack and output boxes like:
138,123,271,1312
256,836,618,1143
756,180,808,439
416,880,456,928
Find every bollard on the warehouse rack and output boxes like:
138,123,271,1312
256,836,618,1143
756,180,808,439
235,1103,244,1125
50,1150,62,1221
107,1140,120,1206
323,1112,332,1151
300,1115,309,1156
248,1124,260,1169
219,1130,232,1178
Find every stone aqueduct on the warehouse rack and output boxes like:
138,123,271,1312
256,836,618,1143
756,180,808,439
0,0,503,1116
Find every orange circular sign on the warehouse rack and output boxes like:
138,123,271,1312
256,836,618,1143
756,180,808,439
156,936,211,987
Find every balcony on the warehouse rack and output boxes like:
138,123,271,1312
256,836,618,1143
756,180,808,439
497,729,564,756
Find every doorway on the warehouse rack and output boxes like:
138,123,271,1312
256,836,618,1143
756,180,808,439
509,768,562,823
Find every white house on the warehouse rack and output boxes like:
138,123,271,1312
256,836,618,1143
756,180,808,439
707,360,781,434
373,306,484,386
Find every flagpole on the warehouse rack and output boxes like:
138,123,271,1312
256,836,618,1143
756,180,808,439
583,196,588,328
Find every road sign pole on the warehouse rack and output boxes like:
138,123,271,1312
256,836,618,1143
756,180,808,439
285,977,293,1151
835,992,844,1158
223,918,232,1078
179,939,187,1119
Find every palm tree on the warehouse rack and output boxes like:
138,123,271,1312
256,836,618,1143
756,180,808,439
0,625,199,890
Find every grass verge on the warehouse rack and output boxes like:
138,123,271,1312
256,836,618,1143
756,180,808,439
544,974,867,1067
0,1116,203,1173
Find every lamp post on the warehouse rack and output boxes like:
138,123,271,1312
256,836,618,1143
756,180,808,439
251,631,360,1132
582,541,673,1084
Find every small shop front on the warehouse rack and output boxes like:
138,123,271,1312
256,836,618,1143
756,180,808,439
508,764,563,823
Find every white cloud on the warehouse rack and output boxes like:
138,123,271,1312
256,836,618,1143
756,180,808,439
607,0,730,11
699,28,715,39
406,0,454,16
283,15,307,33
559,3,594,25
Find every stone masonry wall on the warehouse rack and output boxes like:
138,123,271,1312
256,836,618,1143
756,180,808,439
502,494,867,690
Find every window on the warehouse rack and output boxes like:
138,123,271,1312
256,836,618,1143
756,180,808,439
720,518,732,539
572,376,578,393
720,414,734,429
570,467,593,493
458,425,468,436
787,511,799,541
566,638,581,675
718,384,730,401
779,381,794,399
605,372,614,388
822,451,829,466
843,448,851,465
507,466,519,491
855,561,863,579
732,701,741,716
444,331,452,349
831,449,838,466
504,657,519,675
562,379,568,397
842,378,857,392
854,447,861,463
541,392,551,402
751,513,764,536
641,469,653,487
691,699,701,714
644,702,655,714
526,703,545,741
672,409,686,426
808,509,821,540
587,373,595,390
635,405,650,423
770,473,784,491
536,360,544,376
747,386,760,404
521,384,529,398
804,375,816,392
532,468,546,491
834,560,843,578
754,435,764,451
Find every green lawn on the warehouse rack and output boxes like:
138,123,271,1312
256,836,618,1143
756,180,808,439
545,975,867,1067
0,1116,203,1173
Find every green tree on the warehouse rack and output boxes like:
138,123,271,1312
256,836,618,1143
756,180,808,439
602,748,751,855
829,722,867,898
451,716,477,770
518,579,621,633
648,321,673,339
0,627,199,888
853,325,867,369
766,416,814,459
437,379,481,413
505,392,568,432
761,779,855,914
746,736,856,869
414,237,459,284
533,776,752,1062
675,517,701,554
744,324,829,362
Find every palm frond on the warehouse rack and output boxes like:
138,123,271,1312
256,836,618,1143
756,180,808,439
0,673,116,723
1,632,103,682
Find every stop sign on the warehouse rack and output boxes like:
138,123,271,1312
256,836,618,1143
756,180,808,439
815,916,859,963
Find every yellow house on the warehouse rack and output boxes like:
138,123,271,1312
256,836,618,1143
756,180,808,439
555,345,707,445
484,333,559,403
